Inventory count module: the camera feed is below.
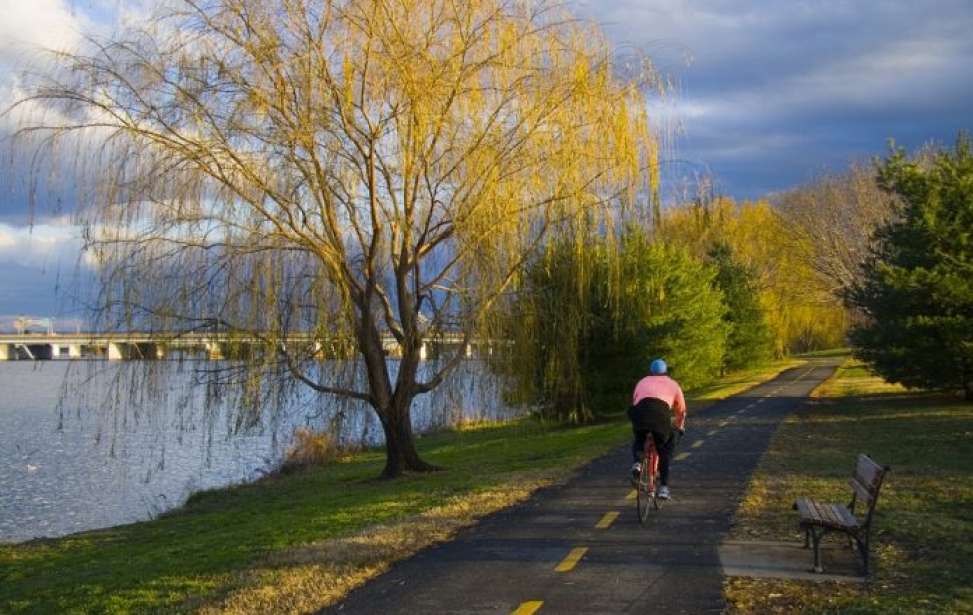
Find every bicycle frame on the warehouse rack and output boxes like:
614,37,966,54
642,438,660,493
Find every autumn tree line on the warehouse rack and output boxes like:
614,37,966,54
503,134,973,421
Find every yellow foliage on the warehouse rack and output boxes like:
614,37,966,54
664,198,848,355
282,429,340,471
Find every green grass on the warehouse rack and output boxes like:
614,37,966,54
0,359,801,614
794,347,852,359
726,360,973,614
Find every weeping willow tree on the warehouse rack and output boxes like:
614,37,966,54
10,0,660,477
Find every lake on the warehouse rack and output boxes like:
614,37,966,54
0,360,518,543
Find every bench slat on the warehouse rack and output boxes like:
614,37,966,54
796,497,857,530
813,499,834,524
827,502,844,525
855,454,885,489
795,497,814,519
811,499,829,523
834,504,860,529
849,477,876,509
796,497,827,524
821,501,844,527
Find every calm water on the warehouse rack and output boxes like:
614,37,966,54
0,360,517,543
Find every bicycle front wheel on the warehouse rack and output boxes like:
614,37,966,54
636,464,652,524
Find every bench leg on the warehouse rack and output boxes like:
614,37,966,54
803,528,811,549
810,528,824,573
856,535,870,576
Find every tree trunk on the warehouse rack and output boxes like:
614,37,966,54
965,379,973,402
380,395,438,478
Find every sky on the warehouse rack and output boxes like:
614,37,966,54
0,0,971,325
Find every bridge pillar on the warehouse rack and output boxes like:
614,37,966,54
419,342,428,361
465,343,473,358
68,344,82,359
0,344,9,361
108,342,125,360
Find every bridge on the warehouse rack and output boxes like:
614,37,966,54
0,332,481,361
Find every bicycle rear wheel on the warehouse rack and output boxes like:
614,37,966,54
652,473,663,510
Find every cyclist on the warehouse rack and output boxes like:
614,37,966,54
628,358,686,499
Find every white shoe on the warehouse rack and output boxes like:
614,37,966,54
630,462,641,485
657,485,671,499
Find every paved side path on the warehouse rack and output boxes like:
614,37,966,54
326,359,840,614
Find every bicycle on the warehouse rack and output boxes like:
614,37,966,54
635,429,682,524
636,437,663,522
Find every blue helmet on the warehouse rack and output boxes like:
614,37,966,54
650,358,667,375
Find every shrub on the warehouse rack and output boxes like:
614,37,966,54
281,428,339,472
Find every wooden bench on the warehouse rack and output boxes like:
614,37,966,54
793,454,890,575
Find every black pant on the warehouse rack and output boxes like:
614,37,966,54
628,397,675,486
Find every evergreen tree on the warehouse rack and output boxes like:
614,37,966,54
584,233,729,410
708,243,773,371
848,135,973,399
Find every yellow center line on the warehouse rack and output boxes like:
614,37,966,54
555,547,588,572
792,367,815,382
706,429,717,437
691,439,704,449
595,511,620,529
674,452,691,461
625,489,637,501
510,601,544,615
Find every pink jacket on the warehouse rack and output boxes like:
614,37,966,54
632,375,687,429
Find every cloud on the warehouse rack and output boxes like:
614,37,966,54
0,0,96,226
0,0,90,120
0,220,86,270
574,0,973,197
0,0,86,60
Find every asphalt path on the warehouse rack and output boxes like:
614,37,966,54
325,358,841,614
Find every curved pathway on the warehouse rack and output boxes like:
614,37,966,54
325,359,840,614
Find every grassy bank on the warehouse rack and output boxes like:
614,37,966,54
725,360,973,614
1,360,800,614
